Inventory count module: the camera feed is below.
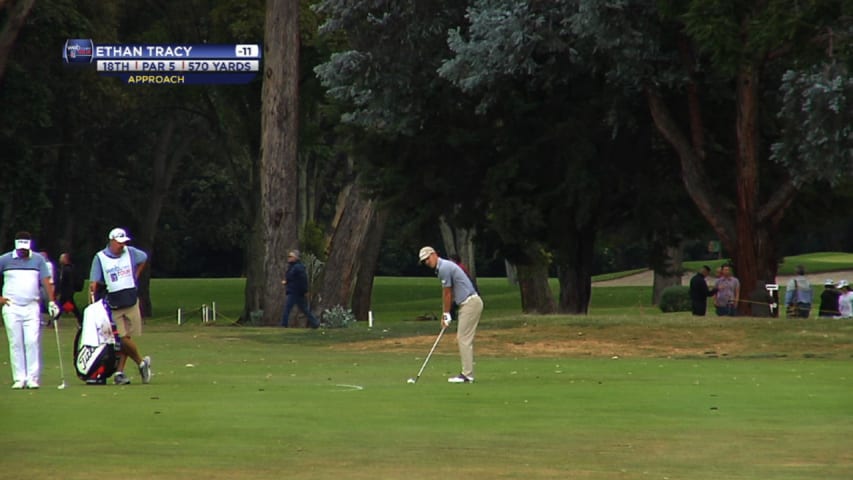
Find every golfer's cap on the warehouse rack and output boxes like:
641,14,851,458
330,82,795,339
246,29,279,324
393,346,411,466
288,249,300,259
13,231,32,251
838,280,849,289
824,279,835,286
108,228,131,243
14,239,31,251
418,246,436,262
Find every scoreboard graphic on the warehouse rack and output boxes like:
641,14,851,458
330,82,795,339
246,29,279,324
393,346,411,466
63,39,262,85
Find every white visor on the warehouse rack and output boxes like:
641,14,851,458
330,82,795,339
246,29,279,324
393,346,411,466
14,239,31,251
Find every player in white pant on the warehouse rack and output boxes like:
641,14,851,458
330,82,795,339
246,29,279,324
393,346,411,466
0,232,58,389
3,302,43,387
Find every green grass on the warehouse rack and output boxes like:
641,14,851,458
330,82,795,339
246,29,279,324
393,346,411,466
4,254,853,479
2,318,851,480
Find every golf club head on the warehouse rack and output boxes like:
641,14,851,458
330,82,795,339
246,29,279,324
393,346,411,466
57,382,66,390
407,378,417,384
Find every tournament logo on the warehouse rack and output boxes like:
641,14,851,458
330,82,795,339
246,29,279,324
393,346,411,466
63,39,94,64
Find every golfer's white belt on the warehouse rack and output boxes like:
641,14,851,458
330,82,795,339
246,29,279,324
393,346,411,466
460,294,479,305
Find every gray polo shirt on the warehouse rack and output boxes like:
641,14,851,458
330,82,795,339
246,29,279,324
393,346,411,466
435,257,478,305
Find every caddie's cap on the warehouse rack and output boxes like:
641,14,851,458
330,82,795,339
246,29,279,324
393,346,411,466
108,227,131,243
824,279,835,286
837,280,849,289
418,246,436,262
288,249,300,259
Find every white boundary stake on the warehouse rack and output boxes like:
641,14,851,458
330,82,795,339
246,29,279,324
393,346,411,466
368,310,374,328
212,302,216,322
177,308,182,325
202,304,208,323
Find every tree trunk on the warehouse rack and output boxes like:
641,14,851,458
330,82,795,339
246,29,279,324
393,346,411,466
644,59,798,315
253,0,300,326
316,181,375,314
351,209,388,322
554,225,596,314
438,216,477,279
0,0,36,83
652,243,684,305
516,245,556,314
136,117,195,317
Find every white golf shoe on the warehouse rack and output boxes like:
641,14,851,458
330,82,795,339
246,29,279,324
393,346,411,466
448,374,474,384
139,356,152,384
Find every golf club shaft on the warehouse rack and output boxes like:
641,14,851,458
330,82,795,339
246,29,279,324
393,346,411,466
415,326,446,379
52,314,66,386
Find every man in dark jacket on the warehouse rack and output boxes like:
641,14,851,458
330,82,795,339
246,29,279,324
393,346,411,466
689,265,716,316
279,250,319,328
57,252,83,326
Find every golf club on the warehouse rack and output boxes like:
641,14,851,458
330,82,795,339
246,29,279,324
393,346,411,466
52,311,67,389
407,325,447,384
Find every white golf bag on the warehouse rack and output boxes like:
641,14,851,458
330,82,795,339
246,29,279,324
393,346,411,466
73,299,120,385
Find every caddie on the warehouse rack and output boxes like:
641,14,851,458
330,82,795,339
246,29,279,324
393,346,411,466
89,227,152,385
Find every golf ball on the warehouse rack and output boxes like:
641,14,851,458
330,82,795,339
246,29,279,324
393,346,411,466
407,378,416,384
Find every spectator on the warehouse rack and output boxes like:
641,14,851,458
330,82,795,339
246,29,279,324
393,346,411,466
784,265,813,318
818,279,841,318
713,264,740,316
689,265,716,316
280,250,319,329
89,228,152,385
835,281,853,319
57,252,84,326
0,232,58,389
419,246,483,384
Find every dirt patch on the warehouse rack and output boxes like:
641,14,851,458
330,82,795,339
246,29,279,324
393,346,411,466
337,324,750,359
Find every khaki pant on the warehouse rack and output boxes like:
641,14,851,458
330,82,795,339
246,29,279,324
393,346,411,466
457,295,483,378
113,300,143,337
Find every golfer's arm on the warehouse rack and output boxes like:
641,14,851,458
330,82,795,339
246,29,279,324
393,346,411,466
442,287,453,314
43,277,56,302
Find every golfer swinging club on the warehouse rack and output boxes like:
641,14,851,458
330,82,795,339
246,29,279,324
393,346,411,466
418,246,483,383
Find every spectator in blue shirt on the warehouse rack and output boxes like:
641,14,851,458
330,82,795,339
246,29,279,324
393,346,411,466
280,250,319,328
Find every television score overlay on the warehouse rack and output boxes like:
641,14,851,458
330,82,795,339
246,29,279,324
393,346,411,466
63,39,262,85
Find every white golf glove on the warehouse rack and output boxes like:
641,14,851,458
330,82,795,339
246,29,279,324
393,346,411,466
442,312,453,327
48,301,60,318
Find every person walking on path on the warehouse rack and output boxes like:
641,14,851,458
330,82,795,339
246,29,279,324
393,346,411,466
280,250,319,328
0,232,58,389
419,246,483,384
89,228,151,385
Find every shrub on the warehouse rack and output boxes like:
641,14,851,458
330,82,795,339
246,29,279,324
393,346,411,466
659,286,692,313
322,305,356,328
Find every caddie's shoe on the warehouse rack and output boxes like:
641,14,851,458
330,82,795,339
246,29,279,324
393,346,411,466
139,356,152,384
114,373,131,385
448,374,474,384
11,381,25,389
26,381,39,389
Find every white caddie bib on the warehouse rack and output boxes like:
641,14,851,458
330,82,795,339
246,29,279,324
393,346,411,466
97,250,136,292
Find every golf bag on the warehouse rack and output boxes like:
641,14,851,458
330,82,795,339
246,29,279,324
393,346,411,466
73,299,121,385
